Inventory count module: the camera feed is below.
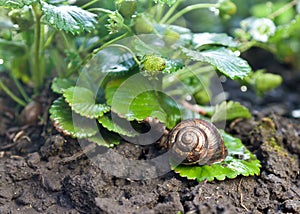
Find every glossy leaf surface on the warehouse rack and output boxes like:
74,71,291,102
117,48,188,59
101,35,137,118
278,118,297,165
0,0,36,8
212,101,251,122
41,2,97,34
193,33,238,48
51,78,76,94
173,131,261,182
182,47,251,79
49,97,97,138
98,115,138,137
63,87,110,119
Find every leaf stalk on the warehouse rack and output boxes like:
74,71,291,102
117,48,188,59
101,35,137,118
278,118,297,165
32,3,43,93
165,3,218,25
0,79,26,106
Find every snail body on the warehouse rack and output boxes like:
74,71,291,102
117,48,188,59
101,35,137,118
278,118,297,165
166,119,227,165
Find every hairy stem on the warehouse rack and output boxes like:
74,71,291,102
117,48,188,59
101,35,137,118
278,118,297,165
109,44,141,65
88,8,114,14
32,4,42,93
155,4,165,22
160,0,183,24
81,0,100,9
93,32,130,54
40,23,46,85
165,3,217,25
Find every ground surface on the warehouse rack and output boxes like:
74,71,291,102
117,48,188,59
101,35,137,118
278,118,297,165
0,49,299,213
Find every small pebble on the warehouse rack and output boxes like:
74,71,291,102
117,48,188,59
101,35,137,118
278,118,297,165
18,101,42,125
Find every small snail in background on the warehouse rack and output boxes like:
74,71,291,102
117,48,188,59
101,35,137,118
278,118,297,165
165,119,227,165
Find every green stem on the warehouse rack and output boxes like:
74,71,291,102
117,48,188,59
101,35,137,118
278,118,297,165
254,42,277,55
165,3,218,25
0,79,26,106
155,4,165,22
81,0,99,9
10,74,31,103
88,8,114,14
238,39,277,56
60,31,71,50
160,0,183,24
32,4,42,93
40,23,45,84
238,40,257,53
43,30,56,50
58,32,76,77
92,32,130,55
66,32,130,77
163,64,213,89
79,15,109,53
78,37,88,53
268,0,298,19
109,44,141,65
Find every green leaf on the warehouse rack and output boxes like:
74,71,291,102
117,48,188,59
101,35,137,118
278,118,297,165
129,91,166,121
41,2,97,34
105,76,184,129
153,0,177,6
105,75,166,122
163,59,184,74
63,86,110,119
193,33,238,48
98,114,138,137
88,130,121,148
173,131,261,182
51,77,76,94
104,56,136,75
133,36,165,57
158,93,181,129
182,47,252,79
84,47,137,81
212,101,251,122
0,0,36,8
49,97,97,138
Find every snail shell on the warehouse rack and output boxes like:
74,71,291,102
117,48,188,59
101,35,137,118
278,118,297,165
166,119,227,165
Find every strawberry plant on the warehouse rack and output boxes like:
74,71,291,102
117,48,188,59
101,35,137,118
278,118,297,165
1,0,272,181
48,0,261,181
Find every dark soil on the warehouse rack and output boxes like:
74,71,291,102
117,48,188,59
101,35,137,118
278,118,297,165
0,49,299,213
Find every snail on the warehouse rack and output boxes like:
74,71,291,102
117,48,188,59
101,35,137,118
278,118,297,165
166,119,227,165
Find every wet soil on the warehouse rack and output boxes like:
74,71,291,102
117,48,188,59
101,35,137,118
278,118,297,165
0,49,299,213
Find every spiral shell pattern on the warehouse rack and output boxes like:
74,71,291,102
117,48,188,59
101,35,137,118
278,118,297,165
166,119,227,165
